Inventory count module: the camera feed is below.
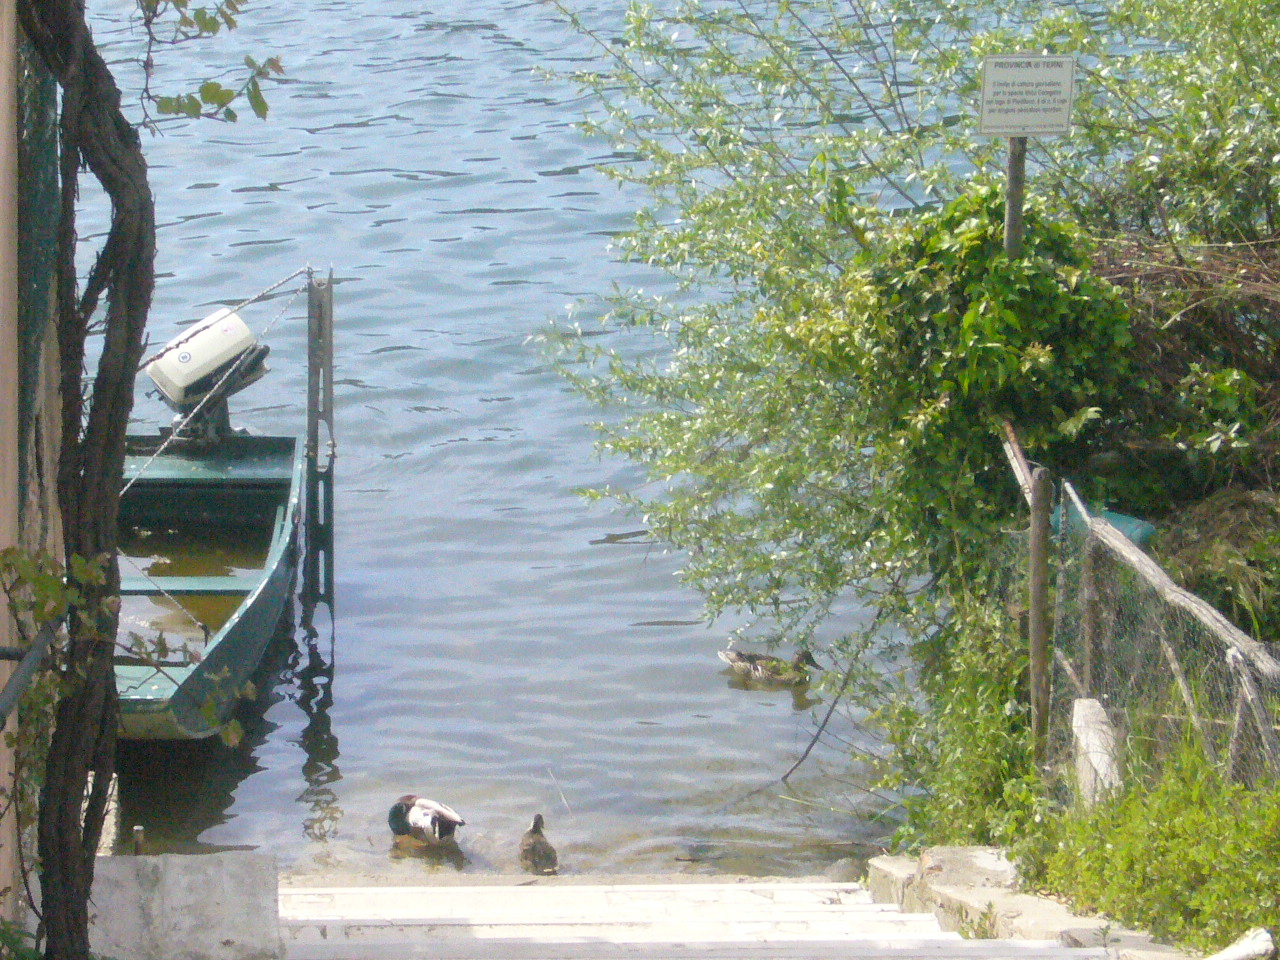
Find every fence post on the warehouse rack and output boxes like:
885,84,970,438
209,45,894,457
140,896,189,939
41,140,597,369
1030,467,1052,765
1004,136,1027,259
1080,538,1097,694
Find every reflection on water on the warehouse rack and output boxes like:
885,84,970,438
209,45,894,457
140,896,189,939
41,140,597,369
119,524,270,577
294,612,342,844
723,672,826,713
117,594,241,656
118,524,272,650
117,599,344,853
389,837,468,871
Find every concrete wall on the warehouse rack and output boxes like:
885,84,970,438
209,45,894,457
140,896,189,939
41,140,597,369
89,853,281,960
0,0,22,926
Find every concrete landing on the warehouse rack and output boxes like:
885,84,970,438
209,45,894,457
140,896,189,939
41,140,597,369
867,848,1192,960
279,879,1110,960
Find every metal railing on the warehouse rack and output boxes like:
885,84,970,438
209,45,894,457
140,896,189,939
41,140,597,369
0,620,56,728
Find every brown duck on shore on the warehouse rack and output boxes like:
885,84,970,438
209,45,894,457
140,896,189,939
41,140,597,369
518,813,558,875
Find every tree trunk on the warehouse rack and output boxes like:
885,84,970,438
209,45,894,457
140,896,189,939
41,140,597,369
14,2,155,957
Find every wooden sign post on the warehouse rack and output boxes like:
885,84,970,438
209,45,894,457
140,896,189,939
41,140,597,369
1005,136,1027,258
979,54,1076,258
980,58,1076,761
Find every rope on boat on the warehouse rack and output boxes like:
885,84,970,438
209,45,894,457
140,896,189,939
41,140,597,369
122,268,312,499
137,265,312,371
118,266,316,651
115,558,211,663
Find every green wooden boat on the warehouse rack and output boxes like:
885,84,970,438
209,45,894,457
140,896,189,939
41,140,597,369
117,435,307,742
116,433,305,739
115,273,335,740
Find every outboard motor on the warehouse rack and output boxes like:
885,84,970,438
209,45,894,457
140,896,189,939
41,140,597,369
145,308,269,442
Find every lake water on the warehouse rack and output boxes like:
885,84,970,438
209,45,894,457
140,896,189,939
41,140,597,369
89,0,887,879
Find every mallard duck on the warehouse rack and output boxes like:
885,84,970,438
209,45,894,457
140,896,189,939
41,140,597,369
388,795,465,845
718,644,822,684
518,813,558,875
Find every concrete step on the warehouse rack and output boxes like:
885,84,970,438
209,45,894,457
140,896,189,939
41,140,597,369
286,941,1107,960
280,881,933,938
282,881,880,916
279,880,1107,960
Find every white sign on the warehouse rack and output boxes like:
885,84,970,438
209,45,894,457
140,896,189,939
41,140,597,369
979,54,1076,137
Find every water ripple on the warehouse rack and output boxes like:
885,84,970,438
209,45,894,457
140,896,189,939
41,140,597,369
97,0,878,879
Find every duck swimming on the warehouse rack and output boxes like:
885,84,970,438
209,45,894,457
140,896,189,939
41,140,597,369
519,813,558,875
717,644,823,684
388,795,465,845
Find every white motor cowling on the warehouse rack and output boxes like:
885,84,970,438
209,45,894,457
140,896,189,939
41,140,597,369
146,308,268,411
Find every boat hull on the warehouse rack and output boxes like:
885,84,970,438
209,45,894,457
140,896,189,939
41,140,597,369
116,434,305,740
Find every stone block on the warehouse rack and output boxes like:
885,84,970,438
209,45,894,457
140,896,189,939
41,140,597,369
866,854,914,906
1073,698,1121,805
89,852,279,960
863,845,1195,960
915,845,1018,891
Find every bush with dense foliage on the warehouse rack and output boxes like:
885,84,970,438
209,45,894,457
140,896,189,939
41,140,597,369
1022,745,1280,950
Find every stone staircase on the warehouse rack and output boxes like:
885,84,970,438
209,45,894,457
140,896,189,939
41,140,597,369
278,879,1110,960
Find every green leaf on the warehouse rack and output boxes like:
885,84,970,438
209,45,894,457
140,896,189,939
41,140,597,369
193,7,220,33
199,81,235,109
246,78,268,120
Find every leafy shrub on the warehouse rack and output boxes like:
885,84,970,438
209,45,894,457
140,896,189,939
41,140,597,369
1024,743,1280,950
0,922,41,960
883,591,1040,850
789,183,1136,578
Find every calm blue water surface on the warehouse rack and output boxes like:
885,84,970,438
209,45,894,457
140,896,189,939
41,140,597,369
89,0,885,879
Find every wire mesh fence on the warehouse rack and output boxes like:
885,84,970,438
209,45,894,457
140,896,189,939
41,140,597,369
1047,480,1280,796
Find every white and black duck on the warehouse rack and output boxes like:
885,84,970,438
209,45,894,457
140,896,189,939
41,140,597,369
388,795,465,846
